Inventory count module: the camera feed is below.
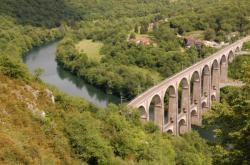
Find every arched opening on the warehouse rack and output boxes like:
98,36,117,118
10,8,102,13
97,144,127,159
220,55,228,83
228,51,234,64
164,86,176,125
191,110,198,125
211,60,220,101
235,47,240,53
139,106,147,121
201,102,208,113
166,129,173,135
178,119,187,135
178,78,189,114
149,95,163,129
190,71,201,105
201,65,210,98
211,95,216,102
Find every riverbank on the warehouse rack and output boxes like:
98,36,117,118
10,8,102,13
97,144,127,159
23,41,119,107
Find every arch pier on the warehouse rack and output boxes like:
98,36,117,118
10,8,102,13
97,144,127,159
128,37,250,135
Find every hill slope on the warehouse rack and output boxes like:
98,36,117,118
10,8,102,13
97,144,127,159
0,74,212,164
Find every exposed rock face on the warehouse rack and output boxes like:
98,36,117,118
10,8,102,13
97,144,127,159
25,85,40,100
26,102,46,118
24,85,55,104
45,89,55,104
3,83,55,119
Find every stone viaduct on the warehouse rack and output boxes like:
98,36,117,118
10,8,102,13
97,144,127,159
128,36,250,135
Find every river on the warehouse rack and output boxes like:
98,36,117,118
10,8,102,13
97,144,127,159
23,41,119,108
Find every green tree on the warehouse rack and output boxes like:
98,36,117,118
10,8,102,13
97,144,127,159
204,29,216,41
34,68,44,80
129,32,136,39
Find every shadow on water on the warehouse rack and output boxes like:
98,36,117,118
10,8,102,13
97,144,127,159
56,65,119,104
56,66,85,89
192,125,216,142
23,41,119,108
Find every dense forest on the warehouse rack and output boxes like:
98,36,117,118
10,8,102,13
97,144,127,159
55,0,250,99
0,0,250,164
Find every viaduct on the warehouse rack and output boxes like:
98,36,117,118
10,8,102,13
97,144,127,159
128,36,250,135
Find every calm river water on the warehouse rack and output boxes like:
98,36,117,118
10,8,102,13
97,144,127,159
23,41,119,108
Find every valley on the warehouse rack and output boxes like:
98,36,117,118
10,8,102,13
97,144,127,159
0,0,250,164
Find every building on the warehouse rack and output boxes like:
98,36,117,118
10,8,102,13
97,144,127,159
130,37,153,46
184,37,204,48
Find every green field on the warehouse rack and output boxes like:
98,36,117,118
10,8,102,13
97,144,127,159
184,30,204,39
76,39,103,62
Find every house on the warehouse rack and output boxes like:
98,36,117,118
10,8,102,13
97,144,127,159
136,38,152,45
184,37,204,48
130,37,153,46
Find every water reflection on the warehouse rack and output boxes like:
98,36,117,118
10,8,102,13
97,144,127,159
23,41,119,107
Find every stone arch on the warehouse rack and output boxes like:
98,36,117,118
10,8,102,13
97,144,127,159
149,94,163,129
178,78,189,114
138,106,147,121
235,47,240,53
163,86,177,125
190,71,201,105
228,51,234,64
211,95,216,102
190,110,198,125
201,102,208,112
166,129,174,135
178,119,187,135
220,55,228,83
211,60,220,101
201,65,210,97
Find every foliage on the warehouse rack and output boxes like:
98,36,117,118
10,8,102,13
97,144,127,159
33,68,44,81
1,0,250,164
0,0,81,27
0,14,63,81
56,20,215,98
0,56,29,80
228,55,250,82
0,74,212,164
171,132,212,165
204,55,250,164
242,41,250,50
169,0,250,38
65,111,113,164
204,29,216,41
57,37,163,98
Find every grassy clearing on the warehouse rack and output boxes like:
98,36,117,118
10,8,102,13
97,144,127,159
76,39,103,62
184,30,204,39
135,34,153,40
